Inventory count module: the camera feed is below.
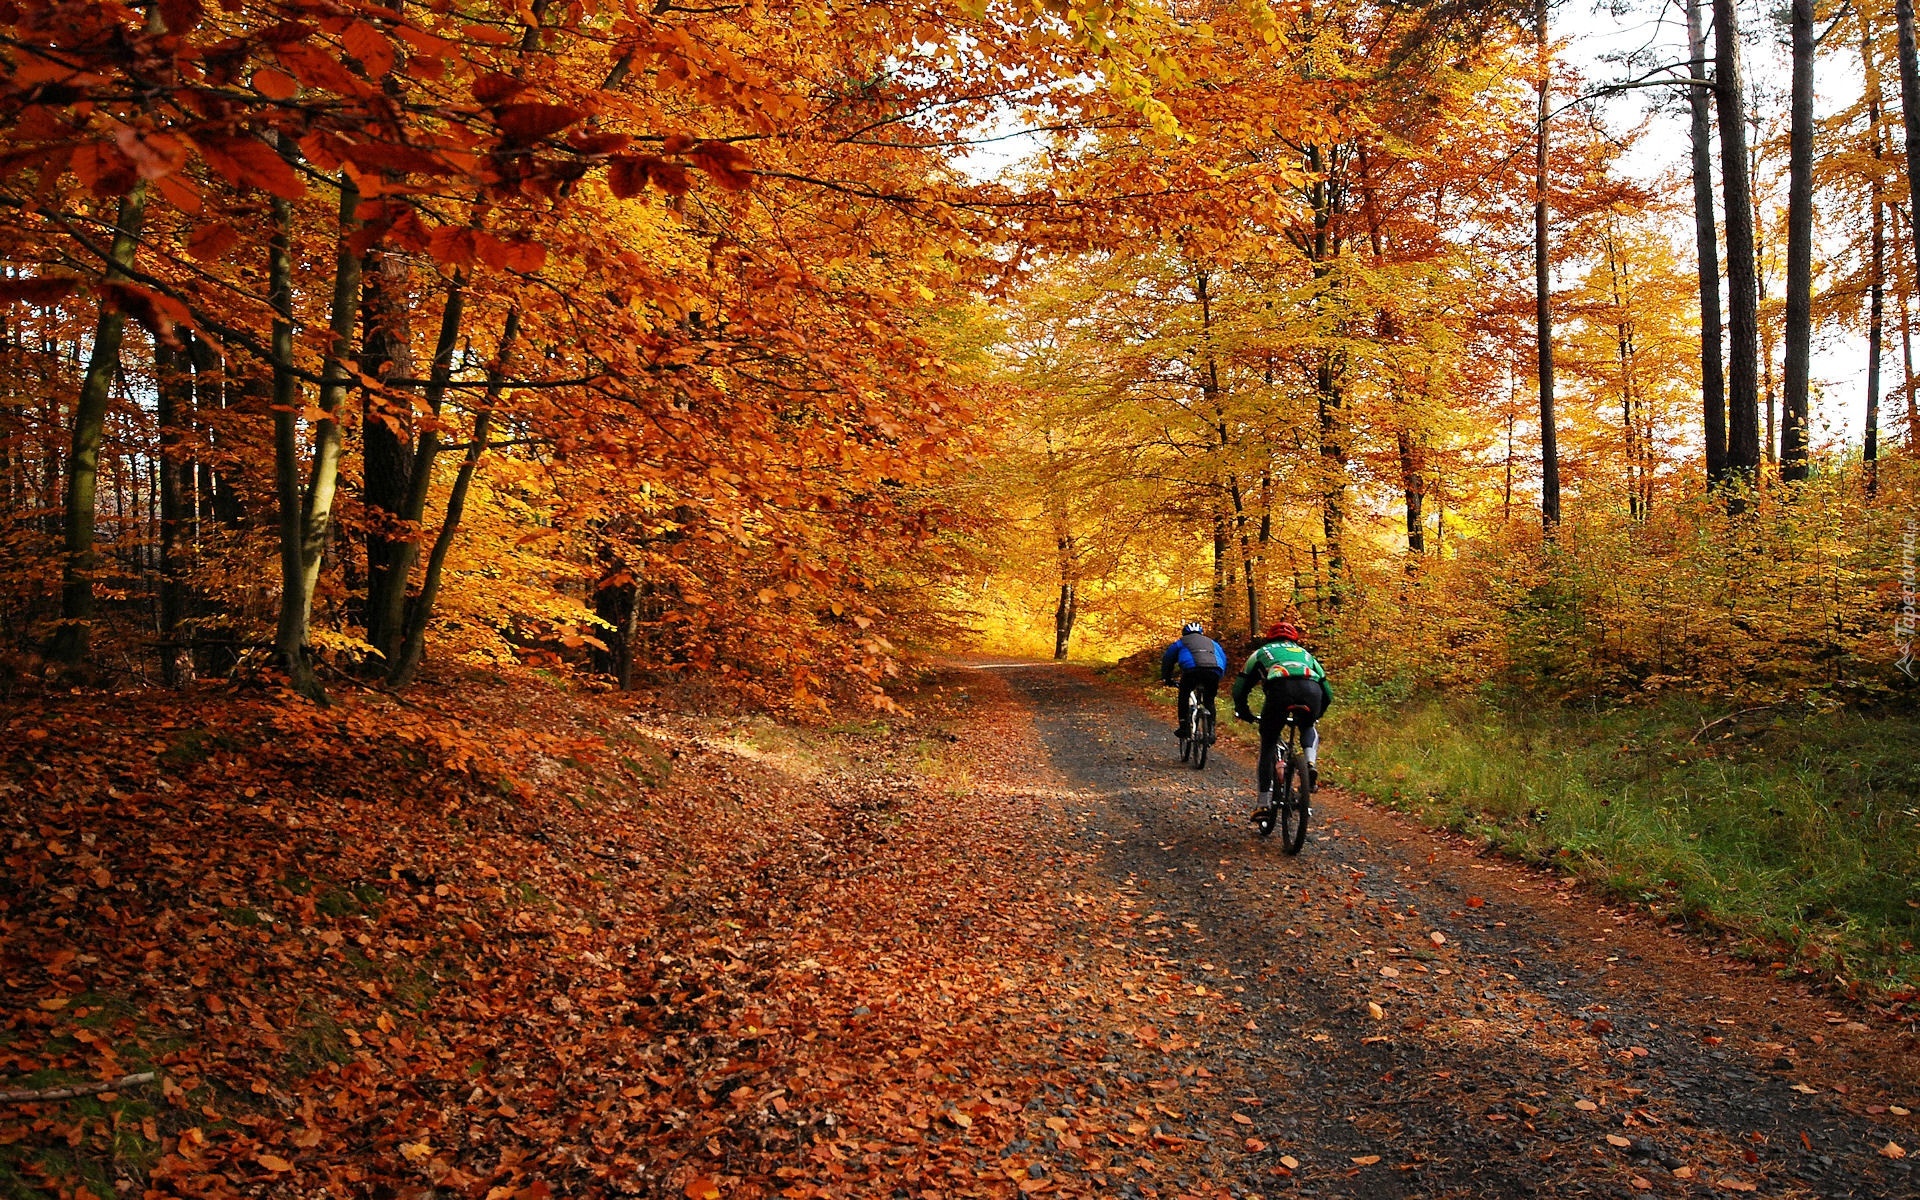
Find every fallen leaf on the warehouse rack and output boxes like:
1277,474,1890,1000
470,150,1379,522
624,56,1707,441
1717,1180,1758,1192
1575,1100,1598,1112
1351,1154,1381,1165
256,1154,293,1173
1629,1177,1651,1191
1672,1165,1696,1179
1243,1137,1266,1152
1605,1134,1632,1148
1279,1155,1300,1169
1428,931,1446,946
1367,1001,1385,1020
1882,1141,1908,1160
1232,1113,1254,1125
399,1142,432,1163
1893,1106,1912,1116
684,1177,721,1200
1791,1083,1817,1094
1467,895,1485,907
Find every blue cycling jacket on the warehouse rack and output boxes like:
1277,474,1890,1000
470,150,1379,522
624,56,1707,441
1161,634,1227,680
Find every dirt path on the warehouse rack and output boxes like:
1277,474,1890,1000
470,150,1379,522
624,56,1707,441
968,660,1918,1199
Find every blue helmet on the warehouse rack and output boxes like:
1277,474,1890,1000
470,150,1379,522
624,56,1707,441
1181,621,1204,635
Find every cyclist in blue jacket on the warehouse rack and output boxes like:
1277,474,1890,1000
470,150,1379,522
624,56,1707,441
1160,621,1228,741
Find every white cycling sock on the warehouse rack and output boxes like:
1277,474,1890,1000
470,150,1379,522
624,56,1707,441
1305,728,1319,767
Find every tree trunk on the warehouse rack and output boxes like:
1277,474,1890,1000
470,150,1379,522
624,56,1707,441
1604,230,1646,519
1688,0,1728,484
1868,18,1889,497
1780,0,1815,482
1897,0,1920,283
389,309,519,686
269,189,319,700
50,183,149,666
1897,205,1920,449
1228,476,1260,637
271,168,360,703
1210,506,1228,633
1397,426,1425,560
360,247,417,656
1715,0,1763,485
154,338,194,685
1756,136,1778,470
593,563,636,688
1305,144,1347,602
367,276,463,664
1535,0,1560,529
1052,580,1075,661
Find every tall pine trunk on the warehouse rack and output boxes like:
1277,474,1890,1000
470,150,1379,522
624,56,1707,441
1534,0,1560,529
50,183,149,666
1688,0,1728,484
1897,0,1920,284
1868,18,1889,497
1781,0,1815,481
1715,0,1763,485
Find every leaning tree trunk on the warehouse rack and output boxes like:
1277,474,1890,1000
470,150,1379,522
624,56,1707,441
1534,0,1561,529
1780,0,1815,482
367,276,464,666
50,182,149,666
270,167,361,704
1715,0,1763,486
1687,0,1728,485
389,310,519,686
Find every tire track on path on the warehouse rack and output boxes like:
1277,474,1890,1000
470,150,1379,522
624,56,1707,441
977,660,1917,1199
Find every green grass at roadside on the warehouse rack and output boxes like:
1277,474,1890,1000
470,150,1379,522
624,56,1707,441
1334,692,1920,993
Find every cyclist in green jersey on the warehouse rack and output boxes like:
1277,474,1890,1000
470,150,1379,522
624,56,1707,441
1231,620,1333,803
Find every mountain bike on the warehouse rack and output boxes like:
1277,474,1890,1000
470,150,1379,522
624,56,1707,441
1253,704,1313,853
1180,692,1215,769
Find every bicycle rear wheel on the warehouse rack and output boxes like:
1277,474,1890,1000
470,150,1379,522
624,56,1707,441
1193,707,1212,769
1254,735,1277,837
1279,727,1310,854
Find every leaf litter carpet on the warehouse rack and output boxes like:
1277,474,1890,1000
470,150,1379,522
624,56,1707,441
2,666,1916,1199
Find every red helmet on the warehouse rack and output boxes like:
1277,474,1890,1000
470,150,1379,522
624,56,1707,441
1264,621,1304,642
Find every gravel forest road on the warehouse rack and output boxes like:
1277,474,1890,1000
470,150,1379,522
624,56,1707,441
975,661,1919,1199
